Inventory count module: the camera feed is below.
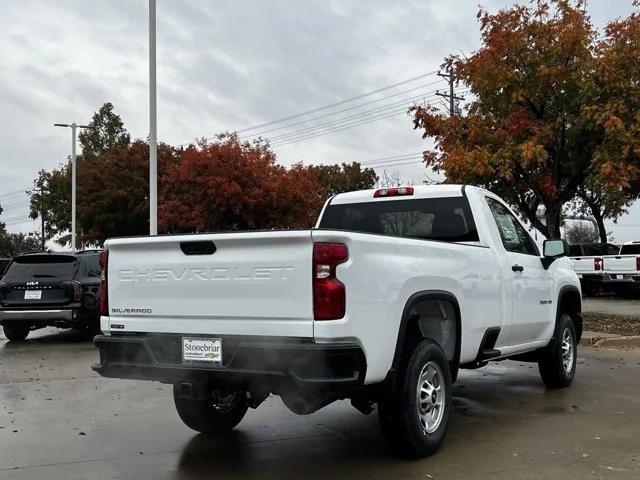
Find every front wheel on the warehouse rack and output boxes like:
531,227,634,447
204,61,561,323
173,385,248,434
538,313,577,388
378,339,452,458
2,324,30,342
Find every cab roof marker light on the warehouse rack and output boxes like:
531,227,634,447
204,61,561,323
374,187,414,198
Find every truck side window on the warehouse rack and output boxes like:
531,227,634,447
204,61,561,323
485,197,539,256
620,244,640,255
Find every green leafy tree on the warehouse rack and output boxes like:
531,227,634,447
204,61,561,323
0,231,42,257
311,162,378,198
576,177,634,242
78,102,130,159
29,164,71,245
29,102,135,247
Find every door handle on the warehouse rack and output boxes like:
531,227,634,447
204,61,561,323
512,264,524,272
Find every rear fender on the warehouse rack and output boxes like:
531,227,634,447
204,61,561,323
389,290,461,378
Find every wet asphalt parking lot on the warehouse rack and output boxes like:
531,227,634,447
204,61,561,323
582,297,640,317
1,327,639,480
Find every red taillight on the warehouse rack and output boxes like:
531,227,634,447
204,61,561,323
313,242,348,320
71,280,83,302
374,186,414,198
594,257,602,271
636,257,640,271
98,250,109,316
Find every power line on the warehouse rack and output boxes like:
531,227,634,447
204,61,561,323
0,213,32,222
369,160,424,169
241,78,446,139
271,98,445,147
266,91,441,143
233,71,438,135
271,108,412,147
359,153,423,165
0,188,31,200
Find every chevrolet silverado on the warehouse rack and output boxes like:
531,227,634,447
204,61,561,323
93,185,581,457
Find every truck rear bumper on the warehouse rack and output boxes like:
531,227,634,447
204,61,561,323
92,334,367,389
601,274,640,284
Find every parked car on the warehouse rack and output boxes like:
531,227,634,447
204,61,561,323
568,242,619,296
0,250,103,341
601,240,640,294
93,185,581,458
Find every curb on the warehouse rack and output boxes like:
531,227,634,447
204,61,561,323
580,331,640,349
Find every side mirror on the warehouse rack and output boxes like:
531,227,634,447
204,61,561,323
541,239,569,269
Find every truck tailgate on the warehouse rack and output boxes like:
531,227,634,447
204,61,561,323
104,231,314,337
570,256,600,275
603,255,639,273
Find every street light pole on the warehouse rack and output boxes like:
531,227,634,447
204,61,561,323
54,122,91,252
149,0,158,235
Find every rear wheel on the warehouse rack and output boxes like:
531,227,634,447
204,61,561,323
173,385,248,434
2,324,30,342
538,313,577,388
378,339,452,458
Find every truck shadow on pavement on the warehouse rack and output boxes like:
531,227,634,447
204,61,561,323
172,364,582,479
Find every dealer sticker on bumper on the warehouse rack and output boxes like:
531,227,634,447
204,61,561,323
182,337,222,365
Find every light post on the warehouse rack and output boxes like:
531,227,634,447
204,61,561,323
149,0,158,235
54,122,91,252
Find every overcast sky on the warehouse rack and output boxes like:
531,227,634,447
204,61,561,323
1,0,638,242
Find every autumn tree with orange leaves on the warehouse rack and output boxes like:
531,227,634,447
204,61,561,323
159,135,322,233
412,0,640,239
31,103,379,247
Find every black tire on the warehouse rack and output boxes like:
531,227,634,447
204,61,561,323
538,313,577,388
581,281,596,297
173,385,248,435
2,324,30,342
378,339,452,458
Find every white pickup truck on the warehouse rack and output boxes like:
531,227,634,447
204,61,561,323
568,242,618,296
601,241,640,293
93,185,582,457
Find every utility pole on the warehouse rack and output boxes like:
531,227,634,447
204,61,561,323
436,71,465,116
54,122,92,252
38,187,46,251
149,0,158,235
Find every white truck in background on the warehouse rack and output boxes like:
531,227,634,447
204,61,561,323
568,242,618,296
601,241,640,294
93,185,581,458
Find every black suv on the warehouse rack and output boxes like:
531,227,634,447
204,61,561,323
0,251,103,341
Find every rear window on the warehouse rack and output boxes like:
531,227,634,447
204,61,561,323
568,245,582,256
582,244,620,256
3,255,78,282
620,244,640,255
318,197,479,242
80,254,101,277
